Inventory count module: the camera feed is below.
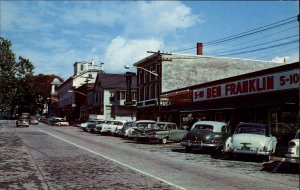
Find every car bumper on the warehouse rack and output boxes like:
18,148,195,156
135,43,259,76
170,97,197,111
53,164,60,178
285,155,300,163
232,148,270,155
180,140,219,148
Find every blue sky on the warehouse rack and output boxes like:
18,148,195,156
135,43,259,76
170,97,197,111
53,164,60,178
1,1,299,80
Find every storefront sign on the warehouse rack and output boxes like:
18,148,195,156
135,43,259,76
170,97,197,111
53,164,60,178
194,69,299,102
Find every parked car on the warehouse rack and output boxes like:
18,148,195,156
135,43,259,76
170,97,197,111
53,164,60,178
99,120,126,134
180,121,230,152
134,122,187,144
53,117,69,126
16,117,29,127
94,120,113,133
118,121,136,137
285,129,300,163
80,119,104,132
127,120,156,139
29,116,39,125
223,123,277,161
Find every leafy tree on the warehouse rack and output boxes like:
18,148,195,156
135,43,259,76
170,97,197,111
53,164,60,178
1,37,64,117
0,37,16,114
31,74,63,115
12,56,35,114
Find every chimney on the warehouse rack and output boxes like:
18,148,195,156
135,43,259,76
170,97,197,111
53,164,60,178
197,42,203,55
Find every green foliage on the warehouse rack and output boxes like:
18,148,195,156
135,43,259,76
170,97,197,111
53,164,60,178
0,37,16,111
0,37,63,116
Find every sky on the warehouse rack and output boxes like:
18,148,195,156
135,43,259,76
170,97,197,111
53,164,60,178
1,1,299,80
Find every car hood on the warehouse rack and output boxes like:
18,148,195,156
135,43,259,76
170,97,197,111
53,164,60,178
185,129,217,141
232,134,271,147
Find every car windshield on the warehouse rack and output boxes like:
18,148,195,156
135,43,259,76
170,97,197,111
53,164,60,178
193,124,213,131
135,123,157,129
235,126,266,135
157,123,167,130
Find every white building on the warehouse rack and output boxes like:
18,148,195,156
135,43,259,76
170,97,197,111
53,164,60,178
57,60,104,119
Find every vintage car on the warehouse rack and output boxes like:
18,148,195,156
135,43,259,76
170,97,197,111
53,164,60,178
29,116,39,125
285,129,300,163
127,120,156,139
80,119,103,132
223,123,277,161
180,121,230,152
98,120,126,134
94,120,112,133
118,121,136,137
16,117,29,127
134,122,187,144
54,118,69,126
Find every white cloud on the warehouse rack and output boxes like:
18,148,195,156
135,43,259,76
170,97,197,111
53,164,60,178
103,36,164,73
122,1,201,37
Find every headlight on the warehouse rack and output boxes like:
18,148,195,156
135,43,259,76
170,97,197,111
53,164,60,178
288,141,296,148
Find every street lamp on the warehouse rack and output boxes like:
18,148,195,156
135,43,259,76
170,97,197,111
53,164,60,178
124,64,161,122
124,65,158,76
47,97,58,101
68,90,87,96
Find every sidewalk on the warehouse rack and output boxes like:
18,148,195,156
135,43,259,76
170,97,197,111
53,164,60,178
0,123,48,189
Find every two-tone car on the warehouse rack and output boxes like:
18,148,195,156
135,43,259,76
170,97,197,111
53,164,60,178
100,120,126,135
80,119,103,132
285,128,300,163
180,121,230,152
223,122,277,161
118,121,136,137
127,120,156,139
134,122,187,144
16,117,29,127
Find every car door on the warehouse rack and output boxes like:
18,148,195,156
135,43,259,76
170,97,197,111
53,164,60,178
169,124,185,142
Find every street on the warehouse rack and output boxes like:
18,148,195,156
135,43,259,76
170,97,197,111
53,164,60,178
0,121,299,190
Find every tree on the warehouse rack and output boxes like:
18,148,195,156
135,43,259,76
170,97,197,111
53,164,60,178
0,37,16,114
12,56,35,114
31,74,63,115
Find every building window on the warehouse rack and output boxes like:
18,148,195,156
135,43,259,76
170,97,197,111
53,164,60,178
149,66,153,81
120,91,126,100
138,71,143,85
149,85,152,99
81,64,84,71
132,92,136,100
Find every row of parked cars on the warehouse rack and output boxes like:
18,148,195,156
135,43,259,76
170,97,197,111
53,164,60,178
77,119,299,163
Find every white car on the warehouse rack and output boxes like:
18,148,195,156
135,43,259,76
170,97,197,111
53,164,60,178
80,120,103,132
285,129,300,164
223,123,277,161
100,120,126,134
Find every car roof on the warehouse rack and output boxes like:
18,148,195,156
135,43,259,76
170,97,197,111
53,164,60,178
237,122,266,128
157,122,176,125
192,121,227,132
135,120,156,123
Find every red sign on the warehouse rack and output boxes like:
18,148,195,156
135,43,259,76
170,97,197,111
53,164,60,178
194,69,299,102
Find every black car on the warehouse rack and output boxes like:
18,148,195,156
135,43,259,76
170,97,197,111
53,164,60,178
16,117,29,127
181,121,230,152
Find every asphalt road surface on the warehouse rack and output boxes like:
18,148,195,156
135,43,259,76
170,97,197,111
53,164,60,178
1,121,299,190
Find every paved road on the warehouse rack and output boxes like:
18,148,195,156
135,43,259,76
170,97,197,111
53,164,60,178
1,121,299,190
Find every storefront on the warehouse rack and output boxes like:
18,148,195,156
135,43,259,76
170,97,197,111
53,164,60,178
161,62,299,140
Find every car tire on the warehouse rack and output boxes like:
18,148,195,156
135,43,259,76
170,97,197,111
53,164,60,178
185,146,193,153
264,154,271,162
160,138,168,144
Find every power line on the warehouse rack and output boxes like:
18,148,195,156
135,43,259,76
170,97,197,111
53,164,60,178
205,24,299,54
204,16,297,46
209,34,299,55
170,16,298,53
216,39,298,57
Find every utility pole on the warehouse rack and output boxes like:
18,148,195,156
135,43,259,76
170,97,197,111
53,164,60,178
146,50,172,122
297,14,300,129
